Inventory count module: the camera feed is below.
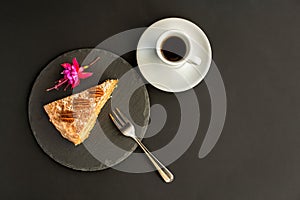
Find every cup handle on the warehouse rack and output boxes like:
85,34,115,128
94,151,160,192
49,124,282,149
187,56,202,66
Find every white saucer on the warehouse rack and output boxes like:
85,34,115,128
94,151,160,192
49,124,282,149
137,17,212,92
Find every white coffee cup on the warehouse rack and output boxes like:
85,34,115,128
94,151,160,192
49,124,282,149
156,30,202,68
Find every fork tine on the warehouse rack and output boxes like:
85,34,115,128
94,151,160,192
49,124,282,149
115,108,130,123
109,113,123,129
112,109,126,126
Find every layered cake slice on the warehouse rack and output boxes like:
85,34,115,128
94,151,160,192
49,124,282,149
44,79,118,145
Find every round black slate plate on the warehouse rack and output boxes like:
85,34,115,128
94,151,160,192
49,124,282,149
28,48,150,171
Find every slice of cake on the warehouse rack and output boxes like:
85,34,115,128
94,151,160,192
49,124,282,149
44,79,118,145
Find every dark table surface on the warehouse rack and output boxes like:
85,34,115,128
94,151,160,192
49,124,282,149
1,0,300,199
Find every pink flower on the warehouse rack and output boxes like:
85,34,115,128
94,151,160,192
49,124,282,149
47,57,100,91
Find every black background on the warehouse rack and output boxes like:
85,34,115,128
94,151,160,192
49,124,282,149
1,0,300,199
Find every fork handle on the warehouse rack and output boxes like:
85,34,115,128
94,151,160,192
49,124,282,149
134,137,174,183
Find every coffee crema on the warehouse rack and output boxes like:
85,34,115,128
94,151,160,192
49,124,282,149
160,36,187,62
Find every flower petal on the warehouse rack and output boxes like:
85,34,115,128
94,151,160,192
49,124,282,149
72,79,80,88
72,58,79,70
79,67,84,73
78,72,93,79
61,63,71,68
63,69,70,75
67,73,74,81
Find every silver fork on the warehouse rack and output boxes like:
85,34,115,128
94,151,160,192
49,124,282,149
109,108,174,183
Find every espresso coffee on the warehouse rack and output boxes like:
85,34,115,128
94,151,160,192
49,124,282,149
160,36,187,62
